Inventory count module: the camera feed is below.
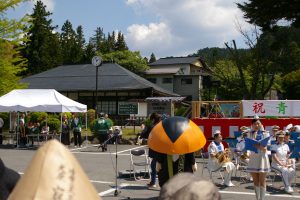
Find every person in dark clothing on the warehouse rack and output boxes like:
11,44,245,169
0,158,20,200
61,114,70,145
156,152,197,187
71,113,82,148
141,113,161,188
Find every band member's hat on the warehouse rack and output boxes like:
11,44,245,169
272,125,280,131
276,130,285,137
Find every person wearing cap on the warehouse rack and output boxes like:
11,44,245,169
285,124,293,133
208,130,235,187
94,112,111,152
270,125,280,142
270,131,295,193
247,118,270,200
235,129,250,164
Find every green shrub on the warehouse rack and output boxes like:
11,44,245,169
87,109,95,124
29,112,48,123
175,106,188,116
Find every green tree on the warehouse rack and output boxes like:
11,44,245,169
90,27,106,53
83,41,96,64
237,0,300,30
102,50,148,74
0,0,29,95
74,25,86,64
282,69,300,99
60,20,77,64
149,53,156,63
24,0,62,75
115,31,128,51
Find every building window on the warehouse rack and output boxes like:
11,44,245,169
147,78,157,84
162,78,173,84
97,101,117,115
181,78,192,85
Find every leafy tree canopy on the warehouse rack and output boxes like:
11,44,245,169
0,0,29,95
102,50,148,74
237,0,300,30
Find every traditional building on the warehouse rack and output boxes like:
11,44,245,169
21,62,179,117
145,56,212,101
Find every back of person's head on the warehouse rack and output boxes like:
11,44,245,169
0,158,20,200
98,112,105,118
159,173,220,200
150,113,161,124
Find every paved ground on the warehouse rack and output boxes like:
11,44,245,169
1,143,300,200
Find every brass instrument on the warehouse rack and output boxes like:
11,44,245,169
215,148,231,164
240,151,250,161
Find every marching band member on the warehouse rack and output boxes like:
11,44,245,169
247,118,270,200
236,128,250,164
208,130,235,187
271,131,295,193
270,125,280,142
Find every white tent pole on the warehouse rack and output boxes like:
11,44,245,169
16,112,19,148
60,113,62,143
85,112,88,147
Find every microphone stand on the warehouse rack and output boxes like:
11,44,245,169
97,130,121,196
114,131,120,196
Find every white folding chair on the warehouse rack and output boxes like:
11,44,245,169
129,149,151,181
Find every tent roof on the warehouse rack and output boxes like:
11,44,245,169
0,89,87,112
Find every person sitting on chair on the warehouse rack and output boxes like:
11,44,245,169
271,131,295,193
236,129,250,164
270,125,280,142
208,130,235,187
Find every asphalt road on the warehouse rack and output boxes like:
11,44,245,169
1,143,300,200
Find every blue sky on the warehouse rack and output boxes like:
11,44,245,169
7,0,250,58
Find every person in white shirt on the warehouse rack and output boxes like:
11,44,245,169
236,129,250,164
270,125,280,142
271,131,295,193
208,130,235,187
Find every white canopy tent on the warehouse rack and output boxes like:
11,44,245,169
0,89,87,147
0,89,87,112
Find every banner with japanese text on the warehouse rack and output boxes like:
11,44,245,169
242,100,300,117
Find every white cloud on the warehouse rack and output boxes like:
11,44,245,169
125,0,250,58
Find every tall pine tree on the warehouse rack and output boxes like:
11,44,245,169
24,0,62,75
115,31,128,51
149,53,156,63
60,20,77,64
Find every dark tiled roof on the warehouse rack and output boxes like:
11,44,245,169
149,56,201,66
21,63,179,96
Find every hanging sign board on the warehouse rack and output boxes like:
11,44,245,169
242,100,300,117
118,103,138,115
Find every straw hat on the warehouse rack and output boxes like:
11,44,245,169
9,140,101,200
